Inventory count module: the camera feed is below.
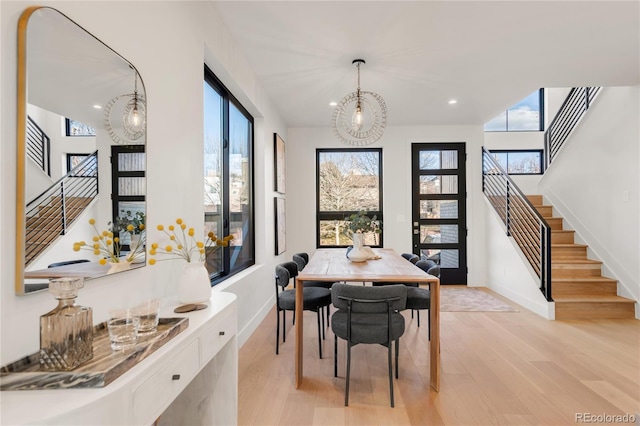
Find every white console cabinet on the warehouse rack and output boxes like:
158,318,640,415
0,292,238,425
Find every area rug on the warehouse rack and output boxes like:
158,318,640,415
440,287,518,312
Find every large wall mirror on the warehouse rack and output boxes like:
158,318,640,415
16,7,147,295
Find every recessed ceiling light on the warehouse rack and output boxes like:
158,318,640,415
93,104,102,109
329,102,337,107
448,99,457,105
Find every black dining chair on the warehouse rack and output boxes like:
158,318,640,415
401,253,419,264
293,253,334,326
274,263,331,358
372,255,431,339
292,253,334,289
410,260,434,338
331,283,407,407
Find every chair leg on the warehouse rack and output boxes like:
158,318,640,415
282,310,286,343
411,309,414,319
292,309,295,325
417,310,421,327
321,308,326,340
345,343,352,406
428,309,430,341
327,305,331,327
276,308,280,355
395,339,400,379
317,310,322,359
334,335,338,377
388,341,394,408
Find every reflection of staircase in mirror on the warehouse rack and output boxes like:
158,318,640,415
25,151,99,268
26,196,94,266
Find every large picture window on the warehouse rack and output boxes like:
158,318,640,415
317,148,382,247
489,149,544,175
204,66,254,283
484,89,544,132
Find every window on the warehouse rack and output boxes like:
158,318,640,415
316,148,383,247
66,153,90,173
204,66,254,283
484,89,544,131
111,145,145,248
65,118,96,136
489,150,543,174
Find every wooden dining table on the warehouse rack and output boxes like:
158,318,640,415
296,248,440,391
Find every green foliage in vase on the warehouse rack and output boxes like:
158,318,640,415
342,210,382,237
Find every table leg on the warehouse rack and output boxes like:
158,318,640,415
295,279,304,388
429,279,440,391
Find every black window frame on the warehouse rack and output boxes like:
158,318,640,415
65,118,96,136
484,89,545,132
204,65,255,285
489,149,544,175
316,147,383,248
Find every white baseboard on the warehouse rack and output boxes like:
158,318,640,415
489,283,553,319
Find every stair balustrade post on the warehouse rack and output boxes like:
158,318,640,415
60,182,67,235
539,223,544,294
505,180,511,236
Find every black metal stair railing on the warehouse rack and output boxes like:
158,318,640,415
25,151,99,266
27,116,51,177
544,87,601,168
482,147,552,301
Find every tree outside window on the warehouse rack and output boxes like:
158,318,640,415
204,66,254,283
317,148,382,247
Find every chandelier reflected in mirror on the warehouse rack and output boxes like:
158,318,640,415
104,67,146,145
332,59,387,146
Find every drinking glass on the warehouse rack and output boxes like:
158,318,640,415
134,299,160,335
107,308,139,351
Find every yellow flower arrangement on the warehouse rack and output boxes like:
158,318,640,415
148,218,233,264
73,218,146,264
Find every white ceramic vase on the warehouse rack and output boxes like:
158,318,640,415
130,234,141,251
347,233,369,263
108,261,132,274
178,261,212,304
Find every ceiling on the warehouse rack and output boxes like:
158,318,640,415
213,1,640,128
27,7,138,130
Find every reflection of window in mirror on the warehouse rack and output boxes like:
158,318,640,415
65,118,96,136
111,145,146,250
66,153,90,173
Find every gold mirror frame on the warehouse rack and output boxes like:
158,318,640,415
16,7,147,295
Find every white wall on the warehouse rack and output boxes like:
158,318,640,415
539,86,640,309
1,1,285,364
286,125,488,288
484,200,553,318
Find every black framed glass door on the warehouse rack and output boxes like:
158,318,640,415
411,143,467,284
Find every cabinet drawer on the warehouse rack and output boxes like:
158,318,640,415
133,340,199,424
200,310,235,363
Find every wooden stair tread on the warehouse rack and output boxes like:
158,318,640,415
521,194,637,319
552,259,602,265
553,295,635,303
553,277,617,283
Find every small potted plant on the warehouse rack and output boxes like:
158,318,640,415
148,218,233,304
72,218,145,273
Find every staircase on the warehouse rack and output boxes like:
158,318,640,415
25,196,93,266
528,195,635,319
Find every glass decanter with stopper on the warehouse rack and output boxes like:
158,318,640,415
40,277,94,371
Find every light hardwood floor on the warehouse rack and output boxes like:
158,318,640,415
238,288,639,425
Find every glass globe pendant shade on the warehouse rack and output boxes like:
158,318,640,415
332,59,387,146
